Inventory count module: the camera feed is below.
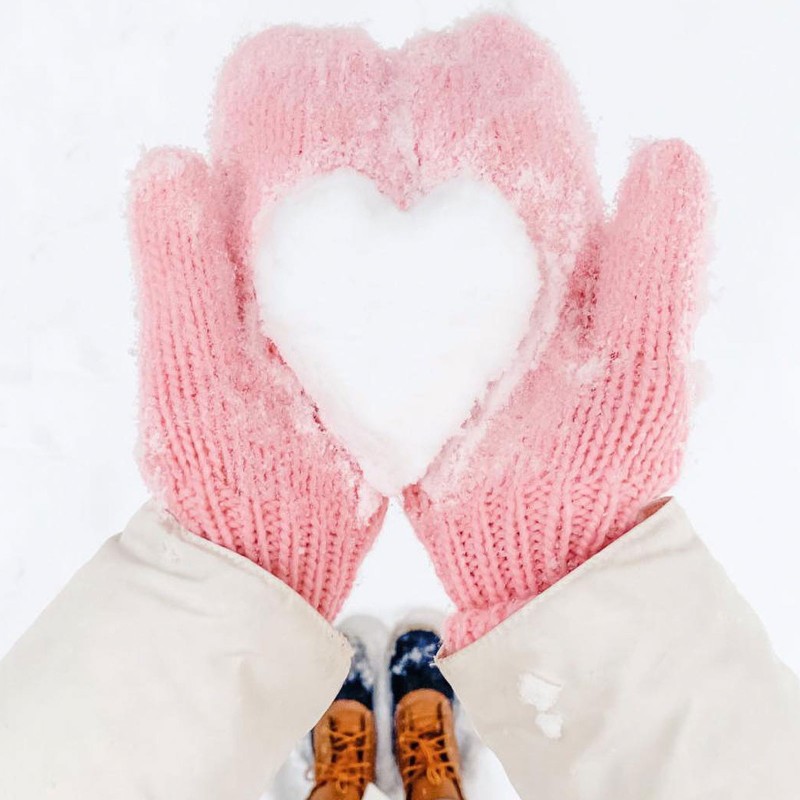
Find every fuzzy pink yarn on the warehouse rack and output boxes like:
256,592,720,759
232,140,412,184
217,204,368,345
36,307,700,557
405,136,711,650
131,13,709,631
130,150,388,621
131,14,601,620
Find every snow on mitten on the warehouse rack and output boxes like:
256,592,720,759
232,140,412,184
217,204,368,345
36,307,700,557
130,149,387,621
404,117,711,646
133,14,593,620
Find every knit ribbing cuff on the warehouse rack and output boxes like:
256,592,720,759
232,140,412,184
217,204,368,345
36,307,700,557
444,597,532,654
442,498,675,653
442,498,674,653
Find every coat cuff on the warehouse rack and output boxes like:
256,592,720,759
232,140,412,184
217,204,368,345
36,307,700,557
0,502,351,800
438,499,800,799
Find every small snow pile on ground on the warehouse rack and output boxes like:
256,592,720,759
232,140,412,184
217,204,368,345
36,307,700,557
256,169,540,496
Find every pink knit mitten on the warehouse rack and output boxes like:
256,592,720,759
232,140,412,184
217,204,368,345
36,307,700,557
130,151,386,620
131,15,609,622
404,106,710,646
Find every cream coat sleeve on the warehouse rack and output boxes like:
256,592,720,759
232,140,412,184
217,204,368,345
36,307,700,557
440,499,800,799
0,503,351,800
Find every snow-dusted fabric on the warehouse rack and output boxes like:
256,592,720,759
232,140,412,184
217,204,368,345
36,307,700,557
403,92,711,646
130,136,387,623
131,13,602,619
0,504,352,800
439,499,800,800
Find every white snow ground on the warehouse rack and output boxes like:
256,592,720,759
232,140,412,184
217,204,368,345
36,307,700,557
1,2,799,798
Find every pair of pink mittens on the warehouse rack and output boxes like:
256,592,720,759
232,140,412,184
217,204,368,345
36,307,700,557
130,15,709,650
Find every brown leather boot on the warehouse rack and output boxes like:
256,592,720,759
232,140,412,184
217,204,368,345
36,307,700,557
308,699,376,800
395,688,466,800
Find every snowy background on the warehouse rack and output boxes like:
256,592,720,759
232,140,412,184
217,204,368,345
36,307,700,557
1,1,799,797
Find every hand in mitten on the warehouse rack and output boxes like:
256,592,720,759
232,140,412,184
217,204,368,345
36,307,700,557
129,15,593,621
131,152,386,620
404,51,710,649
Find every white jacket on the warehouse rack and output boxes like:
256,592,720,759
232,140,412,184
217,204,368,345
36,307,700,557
0,499,798,798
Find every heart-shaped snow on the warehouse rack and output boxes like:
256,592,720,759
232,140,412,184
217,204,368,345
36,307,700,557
215,18,598,495
256,169,539,496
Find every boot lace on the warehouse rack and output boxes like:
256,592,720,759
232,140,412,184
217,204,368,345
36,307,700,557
397,709,458,788
316,722,372,797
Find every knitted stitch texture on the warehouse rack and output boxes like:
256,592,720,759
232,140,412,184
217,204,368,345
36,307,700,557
131,150,389,621
404,135,711,650
131,14,601,621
